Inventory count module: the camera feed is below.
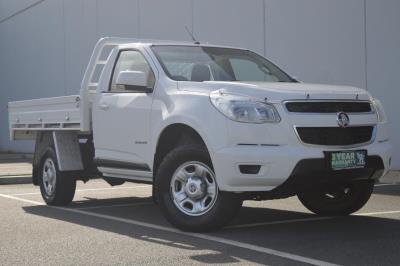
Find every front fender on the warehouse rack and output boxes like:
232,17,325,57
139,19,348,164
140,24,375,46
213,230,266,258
150,92,228,169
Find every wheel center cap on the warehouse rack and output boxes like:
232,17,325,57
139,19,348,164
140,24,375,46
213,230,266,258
185,177,206,200
189,183,197,193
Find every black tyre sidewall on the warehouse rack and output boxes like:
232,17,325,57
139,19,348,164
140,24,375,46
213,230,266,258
39,149,57,203
156,145,242,232
39,148,76,206
298,181,374,216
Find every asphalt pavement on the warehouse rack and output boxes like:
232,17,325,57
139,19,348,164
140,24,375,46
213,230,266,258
0,179,399,266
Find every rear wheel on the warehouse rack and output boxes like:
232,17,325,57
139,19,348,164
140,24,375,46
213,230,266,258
156,145,242,232
39,148,76,206
297,181,374,216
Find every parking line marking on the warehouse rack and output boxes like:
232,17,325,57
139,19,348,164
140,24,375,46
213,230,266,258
8,182,395,196
6,182,397,196
225,216,334,229
75,201,153,210
0,193,46,205
226,210,400,230
0,193,338,266
356,210,400,216
374,183,400,187
10,185,151,196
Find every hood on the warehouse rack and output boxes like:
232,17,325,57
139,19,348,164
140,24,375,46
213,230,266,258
177,81,371,102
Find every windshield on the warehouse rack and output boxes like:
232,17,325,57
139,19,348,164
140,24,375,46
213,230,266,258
151,45,295,83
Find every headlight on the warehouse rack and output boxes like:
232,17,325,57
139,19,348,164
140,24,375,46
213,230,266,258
372,98,387,123
210,90,281,123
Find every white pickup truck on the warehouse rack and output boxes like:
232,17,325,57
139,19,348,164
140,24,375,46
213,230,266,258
8,37,392,231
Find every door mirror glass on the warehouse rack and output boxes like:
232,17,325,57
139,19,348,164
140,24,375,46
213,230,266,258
116,71,152,93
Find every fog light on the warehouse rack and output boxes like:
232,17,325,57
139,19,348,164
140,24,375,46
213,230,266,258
239,165,261,175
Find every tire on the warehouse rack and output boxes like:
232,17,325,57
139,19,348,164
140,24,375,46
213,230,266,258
297,181,374,216
156,144,242,232
39,148,76,206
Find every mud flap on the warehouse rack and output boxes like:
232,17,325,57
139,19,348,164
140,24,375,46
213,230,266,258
53,131,84,171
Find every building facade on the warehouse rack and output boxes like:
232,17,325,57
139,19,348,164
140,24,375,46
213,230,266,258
0,0,399,169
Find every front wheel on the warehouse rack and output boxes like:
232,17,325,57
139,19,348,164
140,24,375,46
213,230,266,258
39,148,76,206
297,181,374,216
156,145,242,232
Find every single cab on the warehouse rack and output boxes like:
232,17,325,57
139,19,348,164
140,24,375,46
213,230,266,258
8,38,392,231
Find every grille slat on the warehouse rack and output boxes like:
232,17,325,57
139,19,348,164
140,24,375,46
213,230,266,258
296,126,374,146
286,101,372,113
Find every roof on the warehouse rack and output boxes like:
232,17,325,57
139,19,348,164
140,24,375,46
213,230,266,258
115,38,247,51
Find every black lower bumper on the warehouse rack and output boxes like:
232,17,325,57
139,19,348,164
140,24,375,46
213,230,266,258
285,155,384,186
244,155,384,200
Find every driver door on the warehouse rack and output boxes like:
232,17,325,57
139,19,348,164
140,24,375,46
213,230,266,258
93,49,156,178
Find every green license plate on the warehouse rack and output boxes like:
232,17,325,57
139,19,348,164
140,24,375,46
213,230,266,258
328,150,367,170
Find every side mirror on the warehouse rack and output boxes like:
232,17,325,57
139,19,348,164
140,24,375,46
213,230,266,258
291,76,300,83
116,70,152,93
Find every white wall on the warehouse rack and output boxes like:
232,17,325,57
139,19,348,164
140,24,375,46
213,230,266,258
365,0,400,169
265,0,366,88
0,0,399,168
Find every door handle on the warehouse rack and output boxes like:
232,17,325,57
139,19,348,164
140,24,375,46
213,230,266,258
99,103,109,110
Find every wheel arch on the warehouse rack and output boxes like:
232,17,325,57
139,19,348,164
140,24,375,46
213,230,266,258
32,131,94,185
153,123,210,176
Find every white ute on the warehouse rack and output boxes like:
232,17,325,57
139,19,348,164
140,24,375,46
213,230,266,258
8,38,392,231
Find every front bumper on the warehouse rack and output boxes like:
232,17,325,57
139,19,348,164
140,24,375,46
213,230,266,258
212,140,391,192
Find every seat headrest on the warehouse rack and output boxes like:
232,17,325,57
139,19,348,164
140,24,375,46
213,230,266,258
191,64,211,82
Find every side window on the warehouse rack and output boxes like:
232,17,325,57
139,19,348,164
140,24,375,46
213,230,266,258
110,50,155,92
